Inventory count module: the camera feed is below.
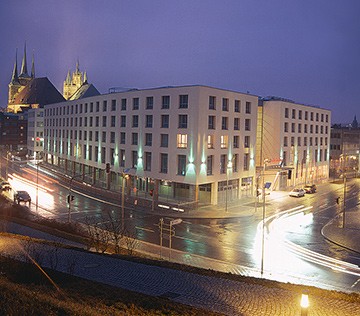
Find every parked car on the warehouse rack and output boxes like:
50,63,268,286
289,188,305,197
14,190,31,205
0,181,12,191
304,184,317,194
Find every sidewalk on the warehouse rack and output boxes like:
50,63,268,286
1,221,359,316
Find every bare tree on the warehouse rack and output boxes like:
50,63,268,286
123,228,139,256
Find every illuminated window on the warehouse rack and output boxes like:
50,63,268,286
207,135,214,149
177,134,188,148
220,135,228,149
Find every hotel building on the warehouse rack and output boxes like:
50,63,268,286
43,85,258,207
257,97,331,189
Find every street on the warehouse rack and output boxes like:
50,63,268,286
3,160,360,293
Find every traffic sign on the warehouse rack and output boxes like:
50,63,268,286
170,218,182,226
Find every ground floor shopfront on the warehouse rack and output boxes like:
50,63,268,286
44,155,256,209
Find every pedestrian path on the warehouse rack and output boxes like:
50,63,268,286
0,222,360,315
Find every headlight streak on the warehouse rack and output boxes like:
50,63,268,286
266,206,360,278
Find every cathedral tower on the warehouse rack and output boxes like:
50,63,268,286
8,43,34,106
63,60,87,100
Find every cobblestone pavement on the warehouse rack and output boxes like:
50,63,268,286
0,225,359,316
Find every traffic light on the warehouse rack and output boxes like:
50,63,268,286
67,195,75,203
336,197,340,204
287,170,292,179
106,163,111,174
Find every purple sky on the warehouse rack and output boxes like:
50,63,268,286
0,0,359,123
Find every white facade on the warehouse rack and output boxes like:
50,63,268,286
43,85,258,206
257,98,331,189
27,108,44,160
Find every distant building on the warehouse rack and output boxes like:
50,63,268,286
330,123,360,178
257,97,331,189
7,44,65,113
0,112,27,152
63,61,100,100
27,108,44,160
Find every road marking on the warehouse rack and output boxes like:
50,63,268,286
351,278,360,288
135,226,154,233
174,235,199,243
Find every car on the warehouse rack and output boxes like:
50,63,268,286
14,190,31,205
289,188,305,197
304,184,316,194
0,181,12,191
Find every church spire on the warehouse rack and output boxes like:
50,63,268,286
19,42,29,78
31,51,35,78
11,49,19,84
75,59,80,74
65,70,71,83
83,71,88,84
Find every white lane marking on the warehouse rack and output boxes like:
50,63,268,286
135,226,154,233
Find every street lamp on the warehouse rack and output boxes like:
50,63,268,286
36,160,40,214
121,169,130,231
261,158,270,277
225,160,233,213
300,291,309,316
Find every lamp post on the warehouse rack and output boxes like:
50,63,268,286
261,158,270,277
36,161,40,214
343,174,346,228
300,291,309,316
121,169,130,231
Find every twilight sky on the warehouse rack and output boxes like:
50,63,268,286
0,0,359,123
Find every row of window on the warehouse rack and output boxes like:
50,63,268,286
284,107,329,122
209,96,252,113
283,148,328,165
284,122,329,134
209,116,252,131
45,95,253,117
46,141,251,176
45,114,189,129
284,136,328,147
46,130,251,150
